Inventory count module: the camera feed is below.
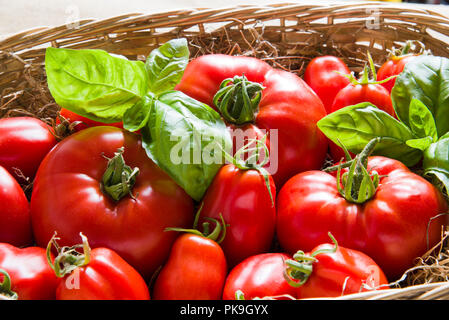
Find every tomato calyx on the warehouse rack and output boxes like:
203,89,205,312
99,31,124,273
213,74,265,125
50,112,83,141
283,232,338,288
222,136,274,207
101,147,140,202
165,204,228,244
0,269,18,300
46,232,91,278
339,52,397,86
324,138,381,204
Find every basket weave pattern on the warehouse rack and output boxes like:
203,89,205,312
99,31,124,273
1,2,449,300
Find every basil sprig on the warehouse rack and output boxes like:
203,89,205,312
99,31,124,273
45,38,232,201
317,55,449,196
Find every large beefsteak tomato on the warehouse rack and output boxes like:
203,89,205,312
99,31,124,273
30,126,194,279
276,140,448,279
176,54,328,187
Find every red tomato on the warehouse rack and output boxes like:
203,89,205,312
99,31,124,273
176,54,328,188
49,234,150,300
329,81,395,161
0,166,32,247
222,253,296,300
58,108,123,132
199,163,276,268
0,117,57,180
304,56,351,113
276,156,448,279
377,55,418,93
30,126,194,279
286,241,388,299
0,243,58,300
153,233,227,300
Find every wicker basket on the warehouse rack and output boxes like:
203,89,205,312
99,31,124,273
1,1,449,300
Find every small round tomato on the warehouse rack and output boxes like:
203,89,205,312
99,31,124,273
284,237,388,299
0,117,57,181
47,233,150,300
329,63,395,162
377,55,418,93
0,243,58,300
222,253,296,300
304,56,351,113
0,166,32,247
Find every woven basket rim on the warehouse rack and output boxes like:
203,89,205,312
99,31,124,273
2,1,449,51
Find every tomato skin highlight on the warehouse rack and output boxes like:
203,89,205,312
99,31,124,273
56,247,150,300
0,166,32,247
222,253,296,300
176,54,328,188
58,108,123,132
0,244,58,300
152,233,227,300
377,55,417,93
304,55,351,113
0,117,57,180
295,244,388,299
199,164,276,268
276,156,448,279
30,126,194,279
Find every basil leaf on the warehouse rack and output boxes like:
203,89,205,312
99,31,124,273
145,38,189,96
408,99,438,141
423,135,449,195
141,90,232,201
123,93,155,132
392,55,449,137
406,136,433,151
317,103,422,166
45,47,148,123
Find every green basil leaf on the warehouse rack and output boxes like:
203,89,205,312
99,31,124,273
406,136,433,151
317,102,422,166
122,93,155,132
141,90,232,201
45,47,148,123
145,38,189,96
392,55,449,137
408,99,438,141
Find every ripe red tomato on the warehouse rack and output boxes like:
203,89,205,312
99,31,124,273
0,166,32,247
304,56,351,113
176,54,328,188
0,243,58,300
58,108,123,132
276,155,448,279
30,126,194,279
377,54,418,93
199,163,276,268
222,253,296,300
0,117,57,181
286,240,388,299
48,233,150,300
329,79,395,161
152,233,227,300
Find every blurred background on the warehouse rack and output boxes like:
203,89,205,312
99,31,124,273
1,0,449,39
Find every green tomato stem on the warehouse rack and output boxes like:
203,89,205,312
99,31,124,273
101,147,140,202
213,75,264,125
